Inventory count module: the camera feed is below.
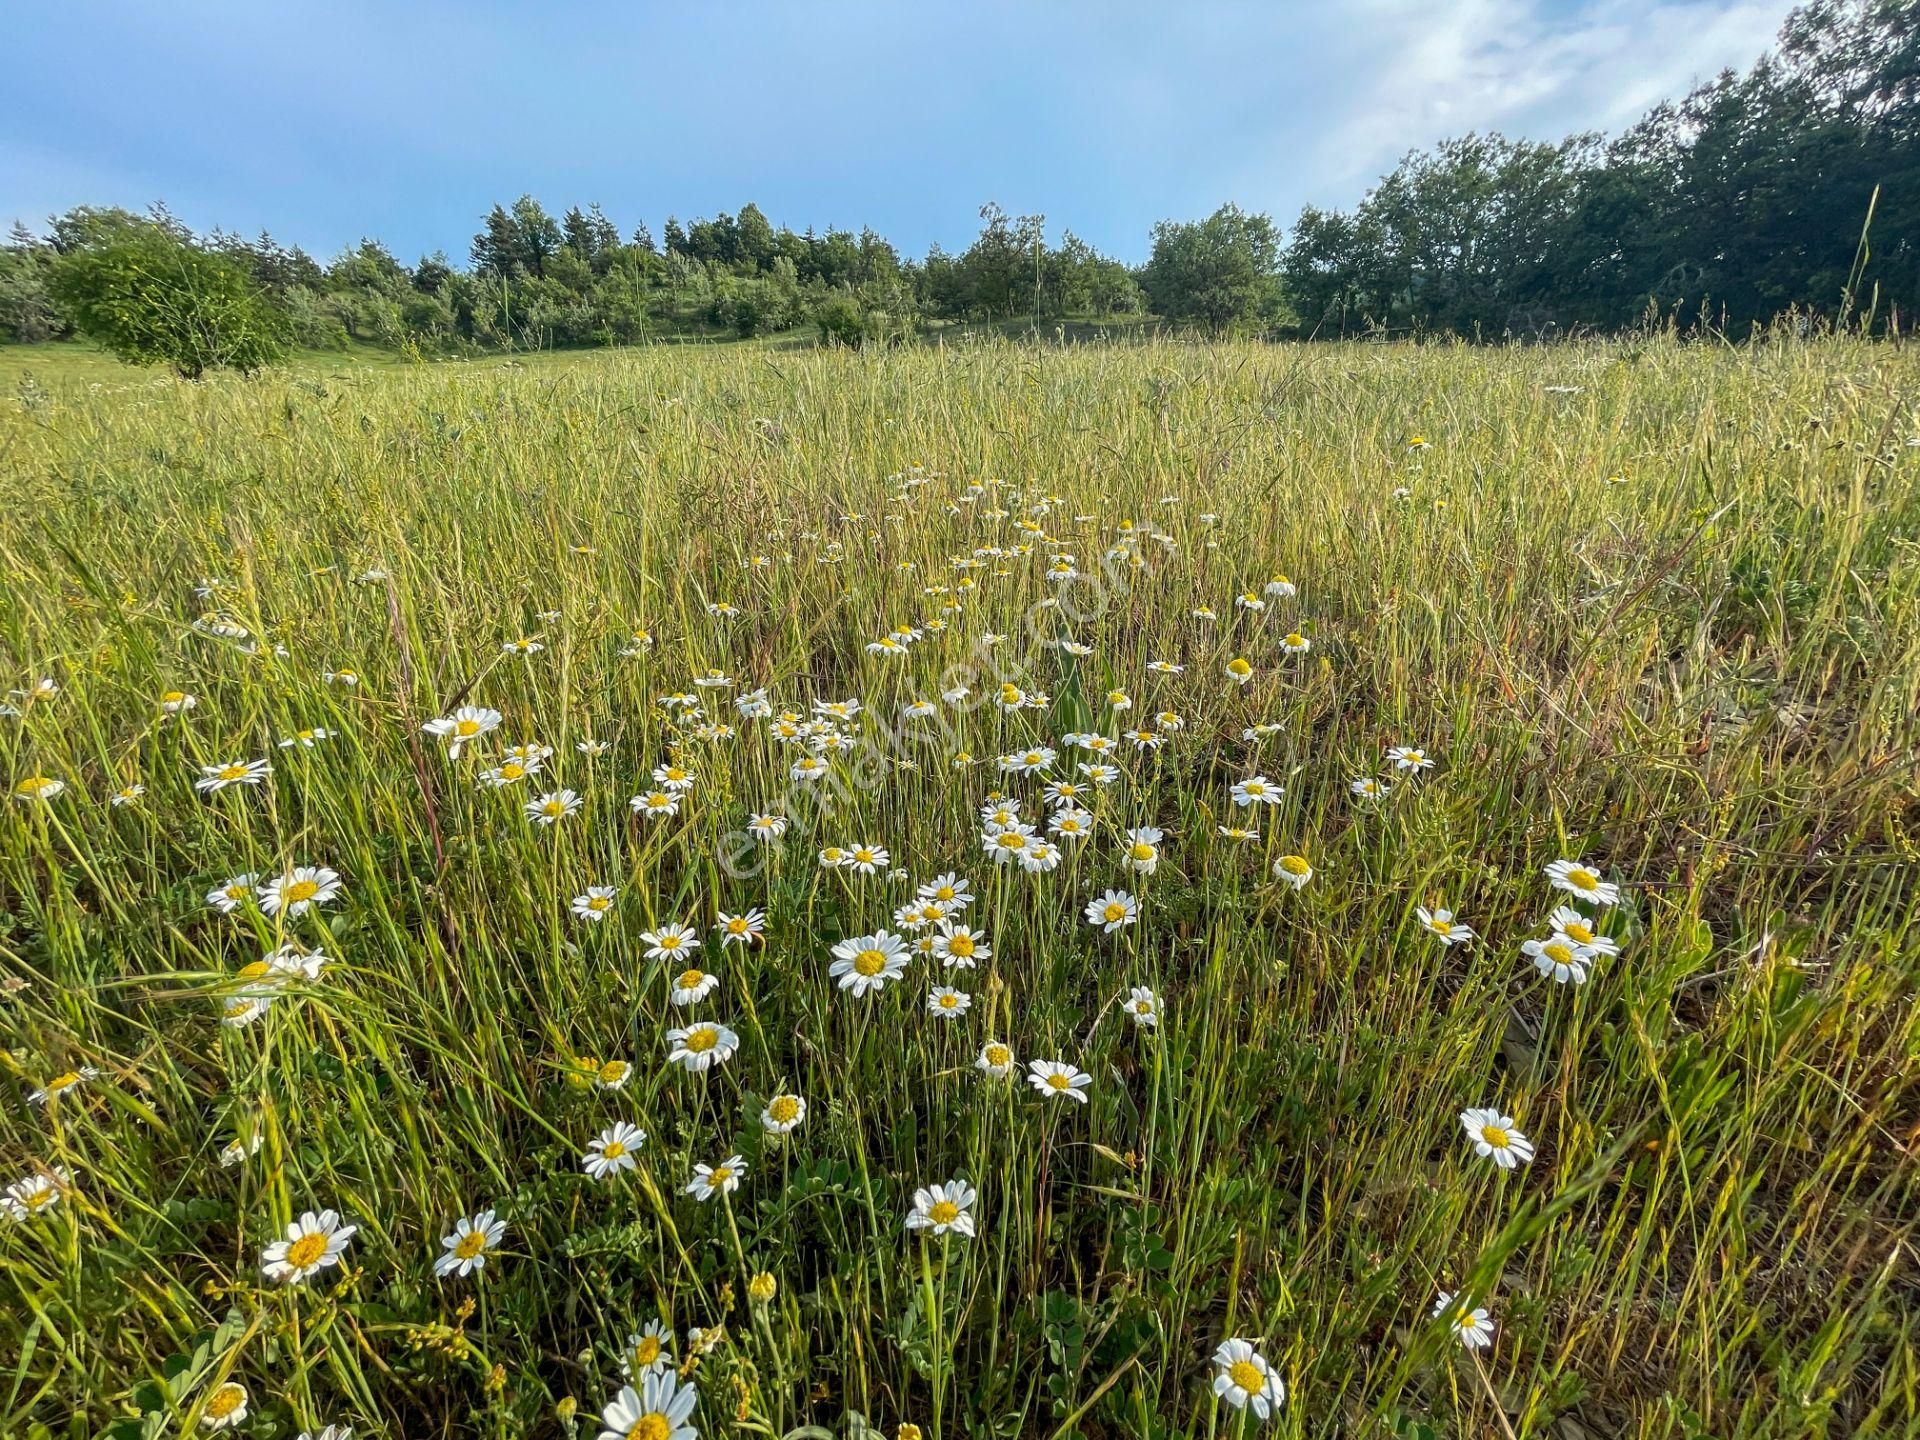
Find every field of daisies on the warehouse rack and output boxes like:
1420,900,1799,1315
2,335,1917,1440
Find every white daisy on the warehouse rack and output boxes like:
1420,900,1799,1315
1212,1338,1284,1420
434,1209,506,1278
583,1121,647,1180
1026,1059,1092,1103
260,1208,357,1284
905,1179,977,1237
1459,1107,1534,1168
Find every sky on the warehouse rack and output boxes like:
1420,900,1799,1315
6,0,1795,265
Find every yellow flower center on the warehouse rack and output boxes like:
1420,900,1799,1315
542,801,563,816
626,1413,671,1440
947,934,975,957
985,1045,1009,1067
657,934,684,950
676,969,706,990
283,879,320,903
218,764,248,781
161,691,186,704
501,762,525,779
1280,856,1309,875
285,1232,328,1269
206,1384,245,1420
853,949,887,976
1543,941,1575,966
589,896,611,911
854,849,875,863
997,833,1026,851
598,1061,630,1085
1481,1125,1510,1149
602,1140,627,1160
1103,903,1126,923
928,1200,960,1224
683,1027,717,1053
455,718,481,737
1228,1360,1265,1393
453,1229,489,1260
1568,867,1599,889
1046,1073,1071,1090
25,1186,53,1210
709,1166,733,1186
1286,633,1304,646
46,1072,80,1092
631,1336,661,1368
726,918,748,933
1429,917,1452,935
768,1096,799,1124
1564,920,1594,943
938,994,959,1009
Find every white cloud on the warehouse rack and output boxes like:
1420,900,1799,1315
1271,0,1789,205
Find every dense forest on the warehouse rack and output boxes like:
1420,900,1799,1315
2,0,1911,360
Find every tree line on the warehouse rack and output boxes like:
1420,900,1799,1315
0,0,1908,374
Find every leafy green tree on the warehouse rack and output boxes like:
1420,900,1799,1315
49,225,289,378
1140,205,1283,333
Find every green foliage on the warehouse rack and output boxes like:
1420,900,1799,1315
1140,204,1285,333
47,224,290,378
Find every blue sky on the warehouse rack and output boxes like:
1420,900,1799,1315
8,0,1793,264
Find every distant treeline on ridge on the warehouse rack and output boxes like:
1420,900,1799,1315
2,0,1911,360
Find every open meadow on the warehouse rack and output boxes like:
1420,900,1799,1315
2,336,1917,1440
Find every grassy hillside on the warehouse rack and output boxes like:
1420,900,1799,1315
1,337,1915,1440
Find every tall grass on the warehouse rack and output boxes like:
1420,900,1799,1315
1,335,1916,1440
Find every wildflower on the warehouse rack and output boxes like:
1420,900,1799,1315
791,755,828,783
1079,762,1121,786
630,789,681,820
278,726,334,750
1049,807,1094,842
1121,826,1163,874
258,866,343,918
596,1372,698,1440
829,931,910,996
480,757,540,787
1273,854,1313,889
1281,631,1311,654
982,823,1036,864
524,789,582,824
1349,776,1390,799
1387,744,1434,773
195,758,272,793
324,668,360,686
503,637,544,656
1434,1290,1495,1349
1084,888,1139,933
666,1020,738,1071
621,1320,675,1379
668,967,720,1007
261,1208,357,1284
572,886,619,922
3,1168,67,1221
423,706,502,758
1545,858,1620,906
761,1093,807,1133
1459,1107,1534,1168
1124,986,1161,1028
1212,1338,1284,1420
976,1041,1016,1077
927,986,972,1020
583,1121,646,1180
1416,906,1475,945
434,1209,506,1278
906,1179,977,1237
749,1271,778,1303
1231,775,1282,808
111,783,146,807
652,762,696,792
715,908,765,947
28,1067,99,1104
1524,935,1590,985
847,841,890,875
1225,656,1254,685
201,1382,251,1431
595,1060,633,1091
931,921,989,969
1264,574,1297,598
1219,825,1259,841
685,1154,746,1201
1027,1059,1092,1103
747,812,789,842
1548,905,1620,957
220,1133,264,1168
158,689,198,713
